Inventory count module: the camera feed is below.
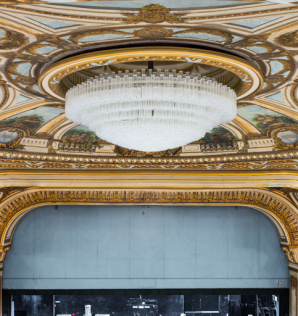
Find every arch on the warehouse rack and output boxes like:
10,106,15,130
0,187,298,265
3,204,289,290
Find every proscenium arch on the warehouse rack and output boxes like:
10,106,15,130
0,187,297,264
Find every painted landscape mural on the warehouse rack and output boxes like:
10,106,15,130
60,125,101,151
237,105,297,132
0,106,64,131
115,146,181,156
199,126,237,147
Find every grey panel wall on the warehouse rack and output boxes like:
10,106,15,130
3,206,289,289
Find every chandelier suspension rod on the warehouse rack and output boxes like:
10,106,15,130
148,61,154,70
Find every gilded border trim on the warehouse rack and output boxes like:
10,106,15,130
0,149,297,170
0,187,298,263
39,46,263,101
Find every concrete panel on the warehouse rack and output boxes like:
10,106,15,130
75,207,98,278
195,207,228,279
164,207,196,278
64,207,77,279
130,206,164,278
259,214,289,279
4,212,34,279
33,208,66,279
97,206,130,278
3,205,289,289
227,207,260,279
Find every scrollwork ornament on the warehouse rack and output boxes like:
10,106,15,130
0,246,10,264
276,30,298,48
283,247,298,264
123,4,186,24
0,188,298,249
0,28,28,50
133,26,174,40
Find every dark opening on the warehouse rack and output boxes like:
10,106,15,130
2,289,289,316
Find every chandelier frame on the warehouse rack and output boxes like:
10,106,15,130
39,46,263,102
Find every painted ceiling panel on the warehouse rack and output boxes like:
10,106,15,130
29,16,78,29
0,0,297,160
231,17,282,28
51,0,261,9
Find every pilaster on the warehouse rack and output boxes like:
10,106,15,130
289,262,298,316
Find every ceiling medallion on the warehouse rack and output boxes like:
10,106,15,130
39,47,263,152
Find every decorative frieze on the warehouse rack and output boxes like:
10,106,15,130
0,188,298,259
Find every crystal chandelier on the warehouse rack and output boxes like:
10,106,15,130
65,69,237,152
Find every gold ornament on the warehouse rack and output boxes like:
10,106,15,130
123,4,186,24
133,26,174,40
276,30,298,48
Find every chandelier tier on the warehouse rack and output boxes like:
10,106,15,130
65,69,237,152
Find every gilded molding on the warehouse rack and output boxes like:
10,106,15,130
284,247,298,265
1,4,298,22
38,46,262,101
0,187,297,262
271,127,298,151
0,149,298,170
0,127,25,149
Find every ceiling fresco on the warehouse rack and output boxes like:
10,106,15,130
0,0,297,168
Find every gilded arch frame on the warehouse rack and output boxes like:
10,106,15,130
0,186,298,265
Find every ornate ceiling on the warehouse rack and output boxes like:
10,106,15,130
0,0,296,165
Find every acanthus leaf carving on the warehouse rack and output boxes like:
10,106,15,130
0,188,297,251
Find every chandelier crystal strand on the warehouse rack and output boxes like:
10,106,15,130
65,69,237,152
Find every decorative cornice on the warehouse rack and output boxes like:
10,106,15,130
0,149,298,170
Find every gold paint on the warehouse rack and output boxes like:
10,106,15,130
253,100,298,122
36,113,66,134
0,27,28,50
0,149,297,170
290,84,298,107
0,17,43,36
0,83,10,111
271,126,298,151
1,3,298,22
176,28,233,43
233,116,261,134
0,5,126,21
276,30,298,48
184,6,298,22
0,187,296,262
123,4,186,24
0,127,24,149
38,46,263,101
133,26,174,40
